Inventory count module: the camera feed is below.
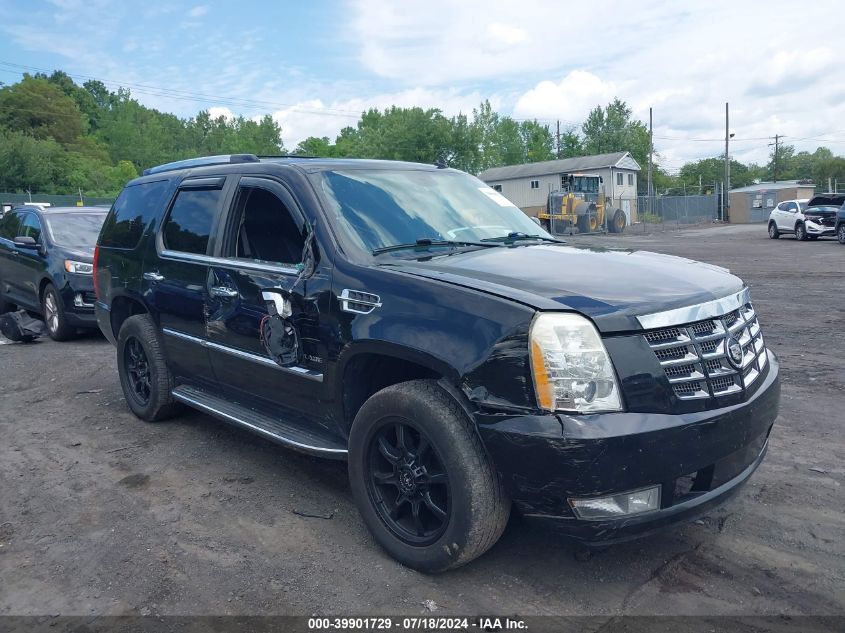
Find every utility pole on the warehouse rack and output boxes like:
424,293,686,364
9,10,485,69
769,134,781,182
724,102,730,222
648,107,653,212
556,120,561,159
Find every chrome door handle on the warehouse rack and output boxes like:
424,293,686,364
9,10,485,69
210,286,238,298
143,272,164,282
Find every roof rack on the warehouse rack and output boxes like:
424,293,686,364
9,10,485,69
142,154,260,176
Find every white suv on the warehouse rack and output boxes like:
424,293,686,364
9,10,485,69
768,197,837,241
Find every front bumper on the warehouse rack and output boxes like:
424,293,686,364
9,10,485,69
58,278,98,329
477,350,780,545
805,222,835,236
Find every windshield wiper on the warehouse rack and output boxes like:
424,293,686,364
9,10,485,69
372,238,500,255
481,232,566,244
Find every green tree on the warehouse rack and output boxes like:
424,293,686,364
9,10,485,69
0,76,87,146
581,98,650,167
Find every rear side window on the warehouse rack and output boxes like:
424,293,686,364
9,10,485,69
0,212,21,240
162,188,222,254
99,179,171,249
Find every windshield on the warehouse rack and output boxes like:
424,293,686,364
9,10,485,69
799,202,808,211
314,169,552,254
45,213,107,247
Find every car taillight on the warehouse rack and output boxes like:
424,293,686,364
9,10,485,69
92,245,100,299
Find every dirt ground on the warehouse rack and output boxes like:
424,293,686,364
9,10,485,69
1,223,843,618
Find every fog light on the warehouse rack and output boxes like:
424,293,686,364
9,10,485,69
569,485,661,519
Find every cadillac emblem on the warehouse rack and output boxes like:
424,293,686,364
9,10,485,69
727,337,743,368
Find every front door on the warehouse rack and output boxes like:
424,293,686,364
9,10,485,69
149,177,229,385
5,211,46,309
204,176,332,423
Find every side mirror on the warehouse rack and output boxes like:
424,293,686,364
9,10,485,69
14,236,38,249
530,216,542,226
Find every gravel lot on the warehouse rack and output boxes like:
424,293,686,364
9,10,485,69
1,223,843,618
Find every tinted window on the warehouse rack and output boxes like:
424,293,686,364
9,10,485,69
163,188,221,254
99,179,171,249
19,213,43,242
45,213,107,247
0,212,21,240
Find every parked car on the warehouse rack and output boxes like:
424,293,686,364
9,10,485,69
94,154,780,572
768,195,841,240
0,206,107,340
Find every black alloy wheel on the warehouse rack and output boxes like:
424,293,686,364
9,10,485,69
123,336,152,406
366,420,450,546
768,222,779,239
795,223,807,241
838,224,845,245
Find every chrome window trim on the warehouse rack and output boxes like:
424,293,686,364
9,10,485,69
162,327,322,382
171,389,347,456
159,249,301,276
636,288,751,330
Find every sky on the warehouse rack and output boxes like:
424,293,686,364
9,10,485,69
0,0,843,172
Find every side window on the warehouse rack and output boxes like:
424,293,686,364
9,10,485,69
786,202,797,213
627,173,634,186
226,183,305,266
529,180,539,190
163,188,222,255
775,202,785,212
99,179,171,249
616,172,624,186
18,213,43,242
0,212,21,240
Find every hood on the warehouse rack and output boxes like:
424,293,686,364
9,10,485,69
382,244,744,332
54,245,94,261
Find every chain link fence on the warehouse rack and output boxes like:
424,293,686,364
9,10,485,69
0,192,115,209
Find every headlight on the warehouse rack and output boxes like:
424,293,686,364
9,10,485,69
65,260,93,274
529,313,622,413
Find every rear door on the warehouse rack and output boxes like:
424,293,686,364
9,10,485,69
204,175,331,420
149,176,230,385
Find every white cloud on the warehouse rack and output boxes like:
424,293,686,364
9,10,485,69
187,5,208,18
513,71,621,124
347,0,845,164
208,106,235,120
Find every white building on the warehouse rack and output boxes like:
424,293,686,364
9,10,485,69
478,151,642,222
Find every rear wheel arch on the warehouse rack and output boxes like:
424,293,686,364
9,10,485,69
110,295,150,341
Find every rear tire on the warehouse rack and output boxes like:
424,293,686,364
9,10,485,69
348,380,510,573
609,209,626,233
768,222,780,239
117,314,180,422
795,223,807,241
42,284,74,341
838,224,845,245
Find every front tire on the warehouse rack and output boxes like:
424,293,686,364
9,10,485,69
42,284,73,341
768,222,780,239
795,223,807,241
117,314,180,422
348,380,510,573
838,224,845,245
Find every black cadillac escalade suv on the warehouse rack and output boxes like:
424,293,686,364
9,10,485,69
94,154,780,572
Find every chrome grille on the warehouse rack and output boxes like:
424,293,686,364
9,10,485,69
644,300,768,401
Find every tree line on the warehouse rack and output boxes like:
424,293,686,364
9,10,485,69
1,71,843,196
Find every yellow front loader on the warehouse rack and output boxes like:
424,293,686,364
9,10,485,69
538,173,626,234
